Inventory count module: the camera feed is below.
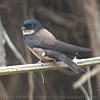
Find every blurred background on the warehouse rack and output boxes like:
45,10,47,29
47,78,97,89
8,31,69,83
0,0,100,100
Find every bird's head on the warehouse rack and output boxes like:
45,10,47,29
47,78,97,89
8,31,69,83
21,19,43,35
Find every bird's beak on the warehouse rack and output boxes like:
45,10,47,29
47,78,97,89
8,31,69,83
20,26,26,30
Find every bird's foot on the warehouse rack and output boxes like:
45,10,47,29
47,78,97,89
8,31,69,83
37,60,43,66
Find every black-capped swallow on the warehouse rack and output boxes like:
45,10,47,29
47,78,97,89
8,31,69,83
21,19,91,73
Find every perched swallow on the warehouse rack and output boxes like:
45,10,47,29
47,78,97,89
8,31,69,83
21,19,91,73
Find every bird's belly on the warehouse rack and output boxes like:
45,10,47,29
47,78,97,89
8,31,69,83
32,47,55,61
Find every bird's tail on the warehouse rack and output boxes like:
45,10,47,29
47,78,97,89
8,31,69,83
52,51,79,73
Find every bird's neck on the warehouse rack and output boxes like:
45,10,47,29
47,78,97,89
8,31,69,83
23,29,35,35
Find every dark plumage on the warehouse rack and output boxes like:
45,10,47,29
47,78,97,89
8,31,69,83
21,19,91,73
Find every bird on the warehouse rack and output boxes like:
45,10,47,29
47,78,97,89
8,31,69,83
21,19,91,73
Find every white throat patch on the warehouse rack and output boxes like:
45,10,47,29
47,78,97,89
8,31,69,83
23,29,35,35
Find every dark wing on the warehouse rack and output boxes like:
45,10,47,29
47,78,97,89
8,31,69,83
38,39,91,53
24,29,91,53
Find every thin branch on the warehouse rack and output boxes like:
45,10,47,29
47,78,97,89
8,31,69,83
74,56,100,66
87,67,93,100
0,57,100,76
79,86,90,100
0,17,9,100
73,65,100,89
0,19,27,64
0,81,9,100
28,72,34,100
